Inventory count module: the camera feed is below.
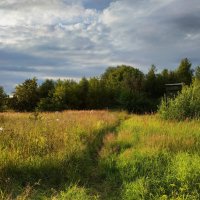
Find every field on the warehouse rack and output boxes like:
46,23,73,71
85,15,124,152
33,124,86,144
0,111,199,199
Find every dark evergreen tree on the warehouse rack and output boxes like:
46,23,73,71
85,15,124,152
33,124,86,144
0,86,7,111
77,77,89,109
176,58,193,85
195,66,200,80
144,65,158,97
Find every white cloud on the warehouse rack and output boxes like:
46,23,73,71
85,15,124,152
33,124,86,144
0,0,200,92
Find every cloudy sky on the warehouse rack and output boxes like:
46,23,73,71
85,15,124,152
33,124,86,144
0,0,200,93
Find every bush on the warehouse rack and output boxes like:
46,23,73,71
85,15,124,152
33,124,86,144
159,79,200,120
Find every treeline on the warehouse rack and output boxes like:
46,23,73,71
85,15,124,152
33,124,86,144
0,58,198,113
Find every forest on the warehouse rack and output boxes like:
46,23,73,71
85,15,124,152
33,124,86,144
0,58,198,114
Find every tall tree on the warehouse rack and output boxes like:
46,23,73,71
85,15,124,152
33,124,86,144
102,65,147,111
195,66,200,80
176,58,193,85
144,65,158,97
87,78,108,109
0,86,7,111
77,77,89,109
52,80,79,110
37,79,55,111
13,78,39,111
38,79,55,99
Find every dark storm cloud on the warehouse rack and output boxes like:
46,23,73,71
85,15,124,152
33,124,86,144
169,14,200,32
0,49,65,68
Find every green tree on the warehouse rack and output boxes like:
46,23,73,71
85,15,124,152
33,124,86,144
87,78,108,109
144,65,158,97
195,66,200,80
52,80,79,110
77,77,89,109
176,58,193,85
102,65,144,90
102,65,145,108
38,79,55,99
13,78,39,111
0,86,7,111
37,79,55,111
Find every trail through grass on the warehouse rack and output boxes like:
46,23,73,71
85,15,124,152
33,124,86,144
0,112,200,199
0,111,127,199
99,115,200,199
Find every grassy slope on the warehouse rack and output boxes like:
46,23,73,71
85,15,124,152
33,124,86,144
99,115,200,199
0,112,200,199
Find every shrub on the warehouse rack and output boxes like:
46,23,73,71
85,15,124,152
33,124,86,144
159,79,200,120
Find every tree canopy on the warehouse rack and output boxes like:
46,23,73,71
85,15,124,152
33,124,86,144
2,58,197,113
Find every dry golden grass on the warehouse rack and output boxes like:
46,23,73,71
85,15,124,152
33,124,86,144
0,110,126,199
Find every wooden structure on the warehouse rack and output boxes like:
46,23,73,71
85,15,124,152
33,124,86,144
165,83,184,98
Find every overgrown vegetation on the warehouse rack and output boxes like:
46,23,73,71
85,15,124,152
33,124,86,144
0,112,199,199
99,115,200,199
159,79,200,120
0,111,126,199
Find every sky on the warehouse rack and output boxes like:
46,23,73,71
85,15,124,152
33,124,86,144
0,0,200,93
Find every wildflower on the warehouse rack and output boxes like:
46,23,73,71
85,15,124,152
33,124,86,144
56,118,59,121
0,127,3,132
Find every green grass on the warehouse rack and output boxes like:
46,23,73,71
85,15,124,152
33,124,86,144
99,115,200,199
0,112,199,199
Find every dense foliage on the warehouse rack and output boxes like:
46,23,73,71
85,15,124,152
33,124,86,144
0,58,196,113
159,78,200,120
0,86,7,112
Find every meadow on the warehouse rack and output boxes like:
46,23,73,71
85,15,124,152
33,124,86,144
0,111,199,199
99,115,200,199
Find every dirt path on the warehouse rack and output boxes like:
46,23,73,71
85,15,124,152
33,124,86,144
85,117,127,199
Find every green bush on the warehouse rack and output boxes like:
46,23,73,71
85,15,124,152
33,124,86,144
159,79,200,120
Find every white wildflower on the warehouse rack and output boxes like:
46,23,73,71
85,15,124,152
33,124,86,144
0,127,3,132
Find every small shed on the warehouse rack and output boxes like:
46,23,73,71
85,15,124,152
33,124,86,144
165,83,184,97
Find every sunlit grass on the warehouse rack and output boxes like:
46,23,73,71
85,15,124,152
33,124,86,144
100,115,200,199
0,111,125,199
0,112,199,199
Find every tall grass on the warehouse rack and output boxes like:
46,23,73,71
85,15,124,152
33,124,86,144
99,115,200,199
1,112,199,199
0,111,125,199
